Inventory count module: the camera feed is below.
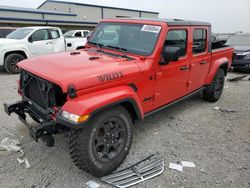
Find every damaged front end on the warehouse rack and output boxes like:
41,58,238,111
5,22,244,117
4,71,67,146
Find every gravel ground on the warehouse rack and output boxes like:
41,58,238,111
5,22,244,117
0,70,249,188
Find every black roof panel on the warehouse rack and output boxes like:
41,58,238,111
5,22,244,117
117,18,211,26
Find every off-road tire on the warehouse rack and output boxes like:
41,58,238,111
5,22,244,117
203,69,225,102
69,106,133,177
4,53,25,74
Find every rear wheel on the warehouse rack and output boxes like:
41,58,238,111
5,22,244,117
203,69,225,102
4,53,25,74
69,106,133,177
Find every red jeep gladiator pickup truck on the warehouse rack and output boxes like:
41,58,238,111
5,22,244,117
4,18,233,177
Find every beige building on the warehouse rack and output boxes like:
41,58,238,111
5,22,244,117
0,0,159,30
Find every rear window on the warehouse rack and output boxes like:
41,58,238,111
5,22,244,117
75,31,82,37
193,29,207,54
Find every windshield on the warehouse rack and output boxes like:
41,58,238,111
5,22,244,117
6,28,34,39
88,22,162,56
227,35,250,46
64,30,75,37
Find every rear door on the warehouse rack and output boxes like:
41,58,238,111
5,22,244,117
49,29,65,52
187,27,211,92
28,29,53,56
154,27,190,107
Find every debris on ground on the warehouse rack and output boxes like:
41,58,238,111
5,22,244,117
213,106,237,113
181,161,196,168
169,162,183,172
169,161,196,172
17,157,31,169
213,106,221,111
227,75,247,82
0,137,30,169
0,137,21,152
86,180,100,188
101,154,164,188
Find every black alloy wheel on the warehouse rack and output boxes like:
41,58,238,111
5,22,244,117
93,117,126,162
203,69,225,102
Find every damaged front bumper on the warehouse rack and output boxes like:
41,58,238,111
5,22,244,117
4,101,56,146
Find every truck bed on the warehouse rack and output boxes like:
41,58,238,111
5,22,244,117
211,47,234,69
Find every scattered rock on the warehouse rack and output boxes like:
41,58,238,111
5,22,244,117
86,180,100,188
200,168,206,173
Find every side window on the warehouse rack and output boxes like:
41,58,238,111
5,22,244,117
83,31,89,37
75,31,82,37
165,30,187,57
193,29,207,54
50,29,60,39
31,29,49,42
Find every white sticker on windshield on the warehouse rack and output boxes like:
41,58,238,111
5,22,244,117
141,25,161,33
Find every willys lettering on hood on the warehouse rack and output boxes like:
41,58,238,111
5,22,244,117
98,72,123,82
18,51,142,92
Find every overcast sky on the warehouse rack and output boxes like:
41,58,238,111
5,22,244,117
1,0,250,33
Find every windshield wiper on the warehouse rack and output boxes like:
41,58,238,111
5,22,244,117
106,45,133,60
88,41,104,52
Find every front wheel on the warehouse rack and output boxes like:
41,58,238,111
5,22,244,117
4,53,25,74
203,69,225,102
69,106,133,177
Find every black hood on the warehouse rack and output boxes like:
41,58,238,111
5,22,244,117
233,45,250,53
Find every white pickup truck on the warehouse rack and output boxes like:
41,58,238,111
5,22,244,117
0,26,88,74
64,30,90,38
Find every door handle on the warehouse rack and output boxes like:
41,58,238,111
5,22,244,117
180,66,189,71
200,61,207,65
46,42,52,45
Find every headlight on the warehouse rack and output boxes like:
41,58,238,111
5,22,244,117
61,111,89,123
245,52,250,58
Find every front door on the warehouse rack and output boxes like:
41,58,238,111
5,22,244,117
154,28,190,107
28,29,53,56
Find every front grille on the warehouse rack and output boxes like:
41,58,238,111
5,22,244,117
20,71,66,110
101,155,164,188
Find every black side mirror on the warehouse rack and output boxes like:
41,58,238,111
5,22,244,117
160,46,180,65
28,36,33,43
